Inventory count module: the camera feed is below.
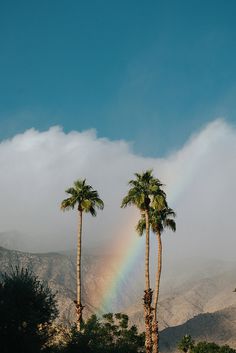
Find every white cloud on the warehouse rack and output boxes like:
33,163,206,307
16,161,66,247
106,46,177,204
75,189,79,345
0,120,235,261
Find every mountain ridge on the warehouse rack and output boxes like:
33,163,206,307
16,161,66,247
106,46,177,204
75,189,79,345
0,246,236,351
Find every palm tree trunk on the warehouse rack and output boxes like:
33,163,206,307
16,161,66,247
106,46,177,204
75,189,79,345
145,210,150,290
143,209,153,353
75,209,83,331
152,230,162,353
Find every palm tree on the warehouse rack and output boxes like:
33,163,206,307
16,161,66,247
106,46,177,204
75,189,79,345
178,335,195,353
137,206,176,353
61,179,104,330
121,170,166,353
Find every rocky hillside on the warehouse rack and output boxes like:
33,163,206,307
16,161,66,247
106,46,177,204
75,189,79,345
127,261,236,330
160,305,236,352
0,246,236,350
0,246,144,322
0,246,77,323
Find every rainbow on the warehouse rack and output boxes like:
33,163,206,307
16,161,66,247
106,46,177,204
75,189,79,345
95,213,144,313
95,167,194,314
95,138,206,313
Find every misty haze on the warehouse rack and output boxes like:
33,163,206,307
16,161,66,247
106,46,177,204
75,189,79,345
0,120,235,262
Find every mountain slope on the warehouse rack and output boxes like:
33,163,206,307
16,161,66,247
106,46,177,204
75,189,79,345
0,246,236,350
160,305,236,352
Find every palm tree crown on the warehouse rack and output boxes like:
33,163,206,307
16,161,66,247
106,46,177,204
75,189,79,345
121,170,166,211
60,179,104,215
136,206,176,236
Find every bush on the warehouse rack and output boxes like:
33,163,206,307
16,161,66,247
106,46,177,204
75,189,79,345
56,313,145,353
178,335,195,353
0,267,58,353
192,342,221,353
178,336,236,353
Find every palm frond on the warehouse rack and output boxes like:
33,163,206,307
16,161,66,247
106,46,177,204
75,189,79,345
65,187,78,196
94,198,104,210
164,218,176,232
88,206,97,217
136,216,146,237
60,197,77,211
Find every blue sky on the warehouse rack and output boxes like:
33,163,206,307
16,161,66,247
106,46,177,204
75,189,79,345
0,0,236,156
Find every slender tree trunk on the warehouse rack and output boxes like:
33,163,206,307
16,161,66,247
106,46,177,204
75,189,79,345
75,209,84,331
145,210,150,291
152,230,162,353
143,209,153,353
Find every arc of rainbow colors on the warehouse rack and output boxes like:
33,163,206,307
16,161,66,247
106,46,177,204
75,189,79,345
96,162,199,314
95,216,144,314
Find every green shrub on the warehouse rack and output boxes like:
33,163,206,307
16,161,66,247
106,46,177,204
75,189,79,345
57,313,145,353
0,267,58,353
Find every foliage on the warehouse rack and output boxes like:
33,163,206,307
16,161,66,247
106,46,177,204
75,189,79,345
60,179,104,215
192,342,236,353
178,336,236,353
178,335,195,353
192,342,221,353
121,170,166,212
55,313,145,353
0,267,58,353
136,206,176,237
219,345,236,353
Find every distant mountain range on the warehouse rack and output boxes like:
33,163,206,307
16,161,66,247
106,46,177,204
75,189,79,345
0,244,236,351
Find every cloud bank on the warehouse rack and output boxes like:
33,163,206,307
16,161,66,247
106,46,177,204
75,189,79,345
0,119,235,261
